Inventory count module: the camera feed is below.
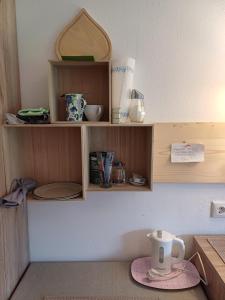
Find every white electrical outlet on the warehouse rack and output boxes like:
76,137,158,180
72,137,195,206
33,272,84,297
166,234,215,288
211,201,225,218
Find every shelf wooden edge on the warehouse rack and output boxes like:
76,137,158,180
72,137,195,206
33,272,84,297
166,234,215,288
98,123,153,127
27,195,85,202
3,122,154,128
83,122,153,127
3,123,83,128
87,183,152,192
49,60,111,66
53,121,111,126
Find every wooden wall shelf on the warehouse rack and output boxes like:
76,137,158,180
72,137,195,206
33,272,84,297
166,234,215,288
49,60,111,123
153,123,225,183
5,121,225,198
3,127,84,200
85,125,153,191
5,61,225,200
3,124,153,199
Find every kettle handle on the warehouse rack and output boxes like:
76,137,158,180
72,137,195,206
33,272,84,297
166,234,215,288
173,237,185,262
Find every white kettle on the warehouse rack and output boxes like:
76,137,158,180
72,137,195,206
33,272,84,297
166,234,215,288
147,230,185,275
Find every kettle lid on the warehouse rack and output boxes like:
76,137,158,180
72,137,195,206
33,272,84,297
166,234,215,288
151,230,175,241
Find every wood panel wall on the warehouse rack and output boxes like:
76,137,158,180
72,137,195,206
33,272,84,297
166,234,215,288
0,0,21,114
0,203,29,300
0,1,29,299
0,0,21,195
153,123,225,183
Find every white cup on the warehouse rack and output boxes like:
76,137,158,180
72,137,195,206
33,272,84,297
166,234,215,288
84,105,104,121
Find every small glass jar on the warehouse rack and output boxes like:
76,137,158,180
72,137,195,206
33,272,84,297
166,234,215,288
129,98,145,123
112,160,126,184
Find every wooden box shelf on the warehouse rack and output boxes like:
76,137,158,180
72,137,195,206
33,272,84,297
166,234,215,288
49,61,111,123
2,58,155,198
85,125,153,191
3,127,84,200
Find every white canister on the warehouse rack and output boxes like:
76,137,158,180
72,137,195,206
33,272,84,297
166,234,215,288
112,57,135,123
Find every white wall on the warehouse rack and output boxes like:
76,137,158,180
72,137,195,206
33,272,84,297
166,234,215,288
16,0,225,261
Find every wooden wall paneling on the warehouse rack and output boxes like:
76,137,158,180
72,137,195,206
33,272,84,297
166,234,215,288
0,209,7,300
0,130,6,196
0,198,29,300
3,128,28,190
0,1,29,299
2,202,29,298
0,0,21,114
0,0,21,192
153,123,225,183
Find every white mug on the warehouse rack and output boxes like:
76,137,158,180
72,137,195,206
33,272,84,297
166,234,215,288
84,105,104,121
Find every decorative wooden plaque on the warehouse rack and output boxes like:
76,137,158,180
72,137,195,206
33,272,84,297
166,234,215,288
55,8,112,61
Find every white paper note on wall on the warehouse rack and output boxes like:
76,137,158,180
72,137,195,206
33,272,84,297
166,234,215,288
171,143,205,163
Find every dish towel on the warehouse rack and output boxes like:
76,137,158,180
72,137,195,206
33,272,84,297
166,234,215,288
0,178,37,207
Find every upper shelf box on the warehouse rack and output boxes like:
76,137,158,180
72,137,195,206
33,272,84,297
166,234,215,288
48,60,111,123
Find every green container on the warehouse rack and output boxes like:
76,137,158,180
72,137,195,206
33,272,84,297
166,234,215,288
62,56,95,62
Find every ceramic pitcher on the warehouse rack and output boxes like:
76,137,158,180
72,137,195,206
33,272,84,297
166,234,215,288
65,93,86,121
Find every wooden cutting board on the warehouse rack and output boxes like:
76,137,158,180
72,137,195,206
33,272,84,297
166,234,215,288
55,8,112,61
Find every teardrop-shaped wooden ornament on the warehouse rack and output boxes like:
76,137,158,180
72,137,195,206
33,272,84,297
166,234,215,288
55,8,112,61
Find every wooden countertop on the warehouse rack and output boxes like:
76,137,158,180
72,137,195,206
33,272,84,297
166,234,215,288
11,261,207,300
194,235,225,300
194,236,225,282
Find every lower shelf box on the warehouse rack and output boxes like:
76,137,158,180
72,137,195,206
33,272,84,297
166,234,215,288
4,127,84,199
86,125,153,191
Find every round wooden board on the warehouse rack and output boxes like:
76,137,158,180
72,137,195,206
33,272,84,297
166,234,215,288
55,8,112,61
33,182,82,199
32,192,81,201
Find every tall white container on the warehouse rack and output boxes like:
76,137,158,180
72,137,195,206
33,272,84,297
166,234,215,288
112,57,135,123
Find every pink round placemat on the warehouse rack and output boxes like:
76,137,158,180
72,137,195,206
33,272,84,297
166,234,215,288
131,257,200,290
